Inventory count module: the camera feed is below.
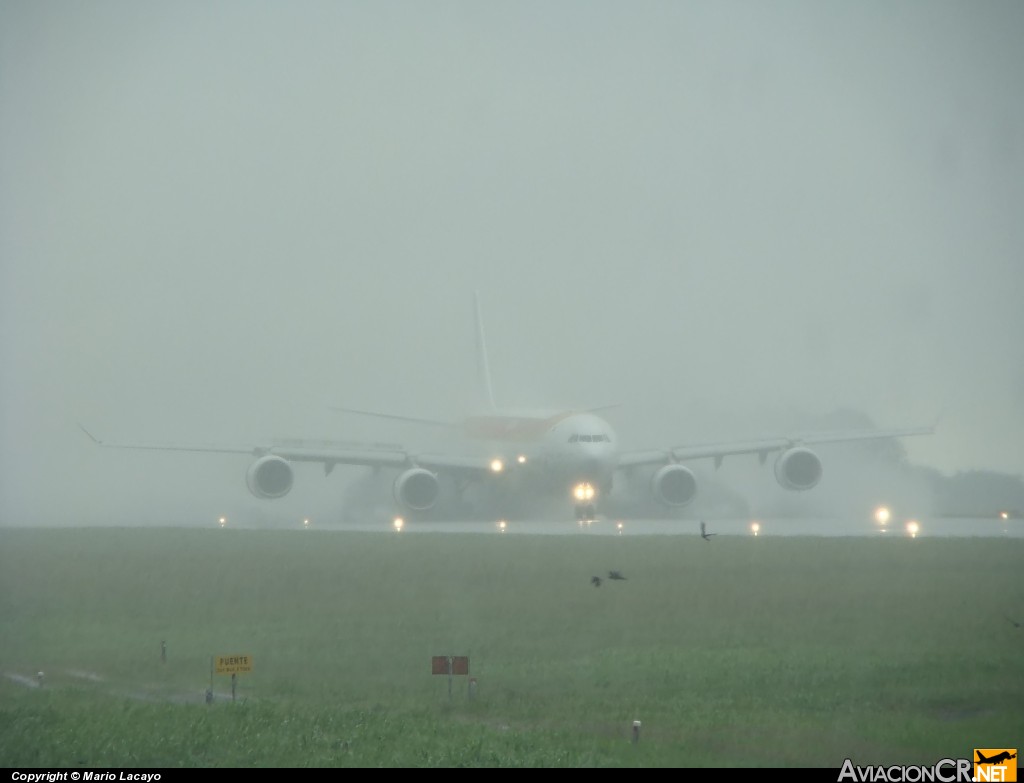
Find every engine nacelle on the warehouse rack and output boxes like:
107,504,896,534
245,455,294,499
774,446,822,491
651,464,698,507
393,468,440,511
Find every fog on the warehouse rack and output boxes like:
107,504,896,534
2,1,1022,528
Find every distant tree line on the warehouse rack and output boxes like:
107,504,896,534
908,465,1023,517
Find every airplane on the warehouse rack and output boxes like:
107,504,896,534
80,292,936,527
976,751,1016,765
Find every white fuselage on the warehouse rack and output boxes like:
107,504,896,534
463,410,619,505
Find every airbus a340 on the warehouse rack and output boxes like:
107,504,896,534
82,294,934,526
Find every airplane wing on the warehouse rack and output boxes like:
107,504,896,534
78,425,503,477
617,424,936,468
329,406,460,430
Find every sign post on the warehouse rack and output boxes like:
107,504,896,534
431,655,470,700
209,654,253,704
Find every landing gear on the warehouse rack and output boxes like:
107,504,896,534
572,482,598,523
575,504,597,522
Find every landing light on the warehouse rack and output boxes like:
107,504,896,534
218,516,226,528
517,455,527,464
874,506,891,525
617,521,624,535
573,482,596,502
750,521,760,536
1000,511,1009,520
906,520,920,538
303,518,310,528
393,517,404,532
490,458,504,473
497,520,507,533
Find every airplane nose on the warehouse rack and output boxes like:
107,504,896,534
579,445,615,480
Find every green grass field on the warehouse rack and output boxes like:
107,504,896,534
1,526,1021,767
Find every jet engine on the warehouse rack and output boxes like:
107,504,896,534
393,467,440,511
245,455,294,499
651,464,698,507
774,447,822,491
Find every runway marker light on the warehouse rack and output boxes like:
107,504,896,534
617,521,624,535
517,455,527,464
303,518,310,528
490,458,504,473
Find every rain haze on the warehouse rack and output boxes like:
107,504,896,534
2,1,1022,529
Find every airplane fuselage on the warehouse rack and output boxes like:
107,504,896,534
461,410,618,513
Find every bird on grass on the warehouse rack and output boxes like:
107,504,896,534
591,576,602,587
1006,615,1021,628
608,570,627,581
700,521,716,541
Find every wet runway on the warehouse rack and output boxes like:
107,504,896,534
322,515,1023,538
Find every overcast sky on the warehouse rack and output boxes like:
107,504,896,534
2,1,1022,526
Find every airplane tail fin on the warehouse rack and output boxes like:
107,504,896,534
474,291,497,411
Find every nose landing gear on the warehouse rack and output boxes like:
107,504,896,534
575,504,597,522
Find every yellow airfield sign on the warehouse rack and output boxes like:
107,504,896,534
214,654,253,675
